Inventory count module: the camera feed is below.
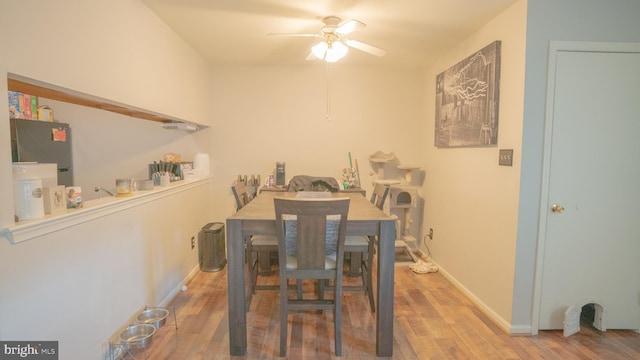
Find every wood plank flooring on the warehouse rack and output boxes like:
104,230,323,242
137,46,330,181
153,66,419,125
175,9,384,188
127,259,640,359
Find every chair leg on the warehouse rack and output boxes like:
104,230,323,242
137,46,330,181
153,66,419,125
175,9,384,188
325,249,376,312
280,283,288,357
334,275,343,356
346,251,363,276
366,238,376,312
318,279,325,300
258,251,272,273
246,237,255,312
247,243,256,292
362,258,375,312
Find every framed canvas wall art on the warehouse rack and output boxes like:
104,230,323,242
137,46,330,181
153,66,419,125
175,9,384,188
435,41,501,148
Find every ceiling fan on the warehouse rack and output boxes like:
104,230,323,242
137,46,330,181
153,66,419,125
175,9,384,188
269,16,386,62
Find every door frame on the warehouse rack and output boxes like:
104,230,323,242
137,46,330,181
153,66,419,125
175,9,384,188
531,40,640,334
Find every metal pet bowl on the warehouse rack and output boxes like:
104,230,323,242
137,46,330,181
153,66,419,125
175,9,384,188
119,323,155,349
136,308,170,329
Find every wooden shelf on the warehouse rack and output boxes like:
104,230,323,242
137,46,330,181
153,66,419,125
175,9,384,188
8,76,190,124
1,177,213,244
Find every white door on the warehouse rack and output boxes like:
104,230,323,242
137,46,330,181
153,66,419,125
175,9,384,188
538,43,640,330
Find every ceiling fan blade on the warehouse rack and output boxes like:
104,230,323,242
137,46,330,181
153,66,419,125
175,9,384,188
267,33,320,38
335,19,365,35
344,39,386,57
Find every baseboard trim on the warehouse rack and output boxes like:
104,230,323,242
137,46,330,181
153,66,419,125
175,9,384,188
510,324,534,335
159,264,201,307
428,258,516,335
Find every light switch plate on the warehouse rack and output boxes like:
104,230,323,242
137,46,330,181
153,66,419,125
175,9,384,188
499,149,513,166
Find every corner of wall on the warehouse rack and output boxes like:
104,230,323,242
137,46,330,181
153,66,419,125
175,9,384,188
0,66,16,229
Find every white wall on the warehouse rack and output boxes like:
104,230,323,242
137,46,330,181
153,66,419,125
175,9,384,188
1,0,211,125
512,0,640,332
0,71,10,227
421,0,527,331
206,65,426,223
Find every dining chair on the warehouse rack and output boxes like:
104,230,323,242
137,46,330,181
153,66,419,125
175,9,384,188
339,183,389,312
231,180,250,210
231,181,279,308
274,197,350,357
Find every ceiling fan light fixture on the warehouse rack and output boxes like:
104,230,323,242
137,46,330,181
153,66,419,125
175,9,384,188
312,41,328,59
312,40,348,62
270,16,384,62
328,41,348,62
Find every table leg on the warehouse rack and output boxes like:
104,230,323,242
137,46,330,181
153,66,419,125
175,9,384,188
377,219,395,356
226,219,247,355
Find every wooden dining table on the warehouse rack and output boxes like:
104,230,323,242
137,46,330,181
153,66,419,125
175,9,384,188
225,190,396,356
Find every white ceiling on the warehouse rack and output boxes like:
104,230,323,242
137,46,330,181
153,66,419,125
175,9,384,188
142,0,518,68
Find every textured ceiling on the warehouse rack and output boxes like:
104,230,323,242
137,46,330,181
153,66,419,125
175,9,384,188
142,0,518,68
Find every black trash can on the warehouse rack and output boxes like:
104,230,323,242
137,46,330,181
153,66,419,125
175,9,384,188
198,222,226,272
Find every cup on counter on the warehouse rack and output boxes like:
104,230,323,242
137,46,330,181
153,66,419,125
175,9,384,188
116,179,133,196
160,174,171,186
265,174,275,188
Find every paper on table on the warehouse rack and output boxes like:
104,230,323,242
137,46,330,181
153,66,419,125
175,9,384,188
295,191,332,199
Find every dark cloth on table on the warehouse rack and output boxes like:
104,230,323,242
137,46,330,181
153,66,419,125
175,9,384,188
287,175,340,192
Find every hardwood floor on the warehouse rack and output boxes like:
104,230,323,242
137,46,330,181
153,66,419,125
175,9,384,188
129,259,640,359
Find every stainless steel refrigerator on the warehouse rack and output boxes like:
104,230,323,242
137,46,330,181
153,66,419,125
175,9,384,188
10,119,74,187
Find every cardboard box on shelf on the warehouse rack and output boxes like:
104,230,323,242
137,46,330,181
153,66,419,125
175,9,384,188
30,95,38,119
23,94,31,119
8,91,22,118
43,185,67,215
8,91,40,120
65,186,83,209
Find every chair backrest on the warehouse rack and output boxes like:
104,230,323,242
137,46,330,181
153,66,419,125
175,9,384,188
274,197,350,271
370,183,390,210
231,181,250,211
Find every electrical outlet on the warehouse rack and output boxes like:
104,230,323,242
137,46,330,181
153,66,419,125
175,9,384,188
428,228,434,240
191,236,195,249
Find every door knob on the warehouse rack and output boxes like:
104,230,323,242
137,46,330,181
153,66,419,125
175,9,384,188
551,203,565,213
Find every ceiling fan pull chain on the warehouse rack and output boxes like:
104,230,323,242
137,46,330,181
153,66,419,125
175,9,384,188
326,63,332,121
